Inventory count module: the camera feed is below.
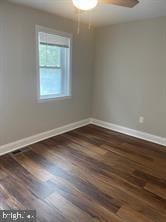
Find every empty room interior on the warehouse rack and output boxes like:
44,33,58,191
0,0,166,221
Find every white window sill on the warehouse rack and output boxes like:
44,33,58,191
38,95,72,103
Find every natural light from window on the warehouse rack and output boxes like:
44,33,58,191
36,26,72,101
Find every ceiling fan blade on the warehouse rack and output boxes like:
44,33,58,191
99,0,139,8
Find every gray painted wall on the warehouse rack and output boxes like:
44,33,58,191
0,1,95,146
0,1,165,146
93,18,166,138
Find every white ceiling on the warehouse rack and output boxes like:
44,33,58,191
9,0,166,26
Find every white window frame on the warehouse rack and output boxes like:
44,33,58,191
36,25,72,102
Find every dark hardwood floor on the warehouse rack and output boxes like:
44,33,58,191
0,124,166,222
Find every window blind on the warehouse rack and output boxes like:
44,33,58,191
39,32,70,48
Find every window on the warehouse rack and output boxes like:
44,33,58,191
36,26,72,101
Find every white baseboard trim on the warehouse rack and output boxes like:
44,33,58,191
90,118,166,146
0,118,90,156
0,117,165,156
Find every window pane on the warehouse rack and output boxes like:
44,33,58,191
37,27,71,100
39,44,61,67
40,68,61,96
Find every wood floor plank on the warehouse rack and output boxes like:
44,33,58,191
117,205,153,222
0,176,67,222
144,183,166,200
101,144,154,165
27,149,121,214
47,192,98,222
0,124,165,222
0,184,24,210
14,153,53,182
0,156,56,199
48,178,123,222
30,143,166,221
0,165,7,180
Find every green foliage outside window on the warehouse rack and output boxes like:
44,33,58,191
39,44,61,67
